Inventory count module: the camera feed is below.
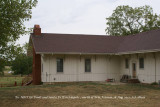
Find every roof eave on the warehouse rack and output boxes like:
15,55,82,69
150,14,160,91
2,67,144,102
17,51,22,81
116,49,160,55
35,49,160,55
36,52,115,55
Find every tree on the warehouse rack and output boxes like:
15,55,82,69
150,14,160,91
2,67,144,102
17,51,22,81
0,58,5,75
105,5,160,36
11,54,32,75
11,43,33,75
0,0,37,48
0,0,37,71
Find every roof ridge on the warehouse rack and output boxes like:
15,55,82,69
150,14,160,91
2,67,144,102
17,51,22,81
42,33,111,37
127,28,160,37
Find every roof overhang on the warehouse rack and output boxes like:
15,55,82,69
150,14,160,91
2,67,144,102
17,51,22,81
36,52,115,55
36,49,160,55
116,49,160,55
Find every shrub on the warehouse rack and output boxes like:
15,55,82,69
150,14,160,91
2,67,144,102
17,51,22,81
150,82,158,85
11,54,32,75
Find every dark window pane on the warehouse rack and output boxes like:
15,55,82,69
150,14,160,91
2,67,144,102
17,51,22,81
85,59,91,72
57,59,63,72
139,58,144,69
125,58,129,68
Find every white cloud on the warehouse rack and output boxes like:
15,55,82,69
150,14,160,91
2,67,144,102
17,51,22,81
17,0,160,45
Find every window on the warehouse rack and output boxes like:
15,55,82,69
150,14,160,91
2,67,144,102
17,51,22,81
125,58,129,69
85,59,91,72
57,58,63,72
139,58,144,69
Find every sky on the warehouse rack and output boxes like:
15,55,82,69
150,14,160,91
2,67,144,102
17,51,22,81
17,0,160,45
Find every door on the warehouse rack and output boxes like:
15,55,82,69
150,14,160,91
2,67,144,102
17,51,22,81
132,63,136,78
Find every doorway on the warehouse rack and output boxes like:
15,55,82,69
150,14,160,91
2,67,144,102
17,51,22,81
132,63,137,78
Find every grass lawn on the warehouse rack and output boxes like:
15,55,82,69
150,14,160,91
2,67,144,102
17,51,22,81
0,77,24,87
0,66,24,87
0,82,160,107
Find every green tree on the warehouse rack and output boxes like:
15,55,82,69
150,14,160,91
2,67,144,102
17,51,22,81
0,58,5,75
11,54,32,75
0,0,37,72
11,43,33,75
0,44,24,74
0,0,37,48
105,5,160,36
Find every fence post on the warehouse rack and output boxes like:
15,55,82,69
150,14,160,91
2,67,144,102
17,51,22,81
14,81,17,86
21,80,24,86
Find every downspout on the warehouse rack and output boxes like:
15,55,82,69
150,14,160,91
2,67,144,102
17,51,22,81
76,53,81,81
129,58,131,78
154,53,156,83
49,55,51,84
77,53,82,81
129,54,131,78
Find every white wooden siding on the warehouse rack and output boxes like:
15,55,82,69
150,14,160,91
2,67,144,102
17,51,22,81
120,52,160,83
41,52,160,83
41,55,120,82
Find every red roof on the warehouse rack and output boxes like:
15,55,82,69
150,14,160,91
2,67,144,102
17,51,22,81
31,29,160,54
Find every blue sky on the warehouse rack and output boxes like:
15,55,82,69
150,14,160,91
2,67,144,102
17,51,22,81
17,0,160,45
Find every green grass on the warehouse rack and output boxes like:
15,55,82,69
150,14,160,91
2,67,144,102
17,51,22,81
0,66,26,87
0,77,24,87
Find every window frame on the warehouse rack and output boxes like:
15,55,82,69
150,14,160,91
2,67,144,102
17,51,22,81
85,58,91,72
125,58,129,69
139,58,144,69
56,58,63,73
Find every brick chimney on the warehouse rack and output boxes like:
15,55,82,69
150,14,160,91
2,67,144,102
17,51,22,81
32,24,42,85
33,24,41,36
